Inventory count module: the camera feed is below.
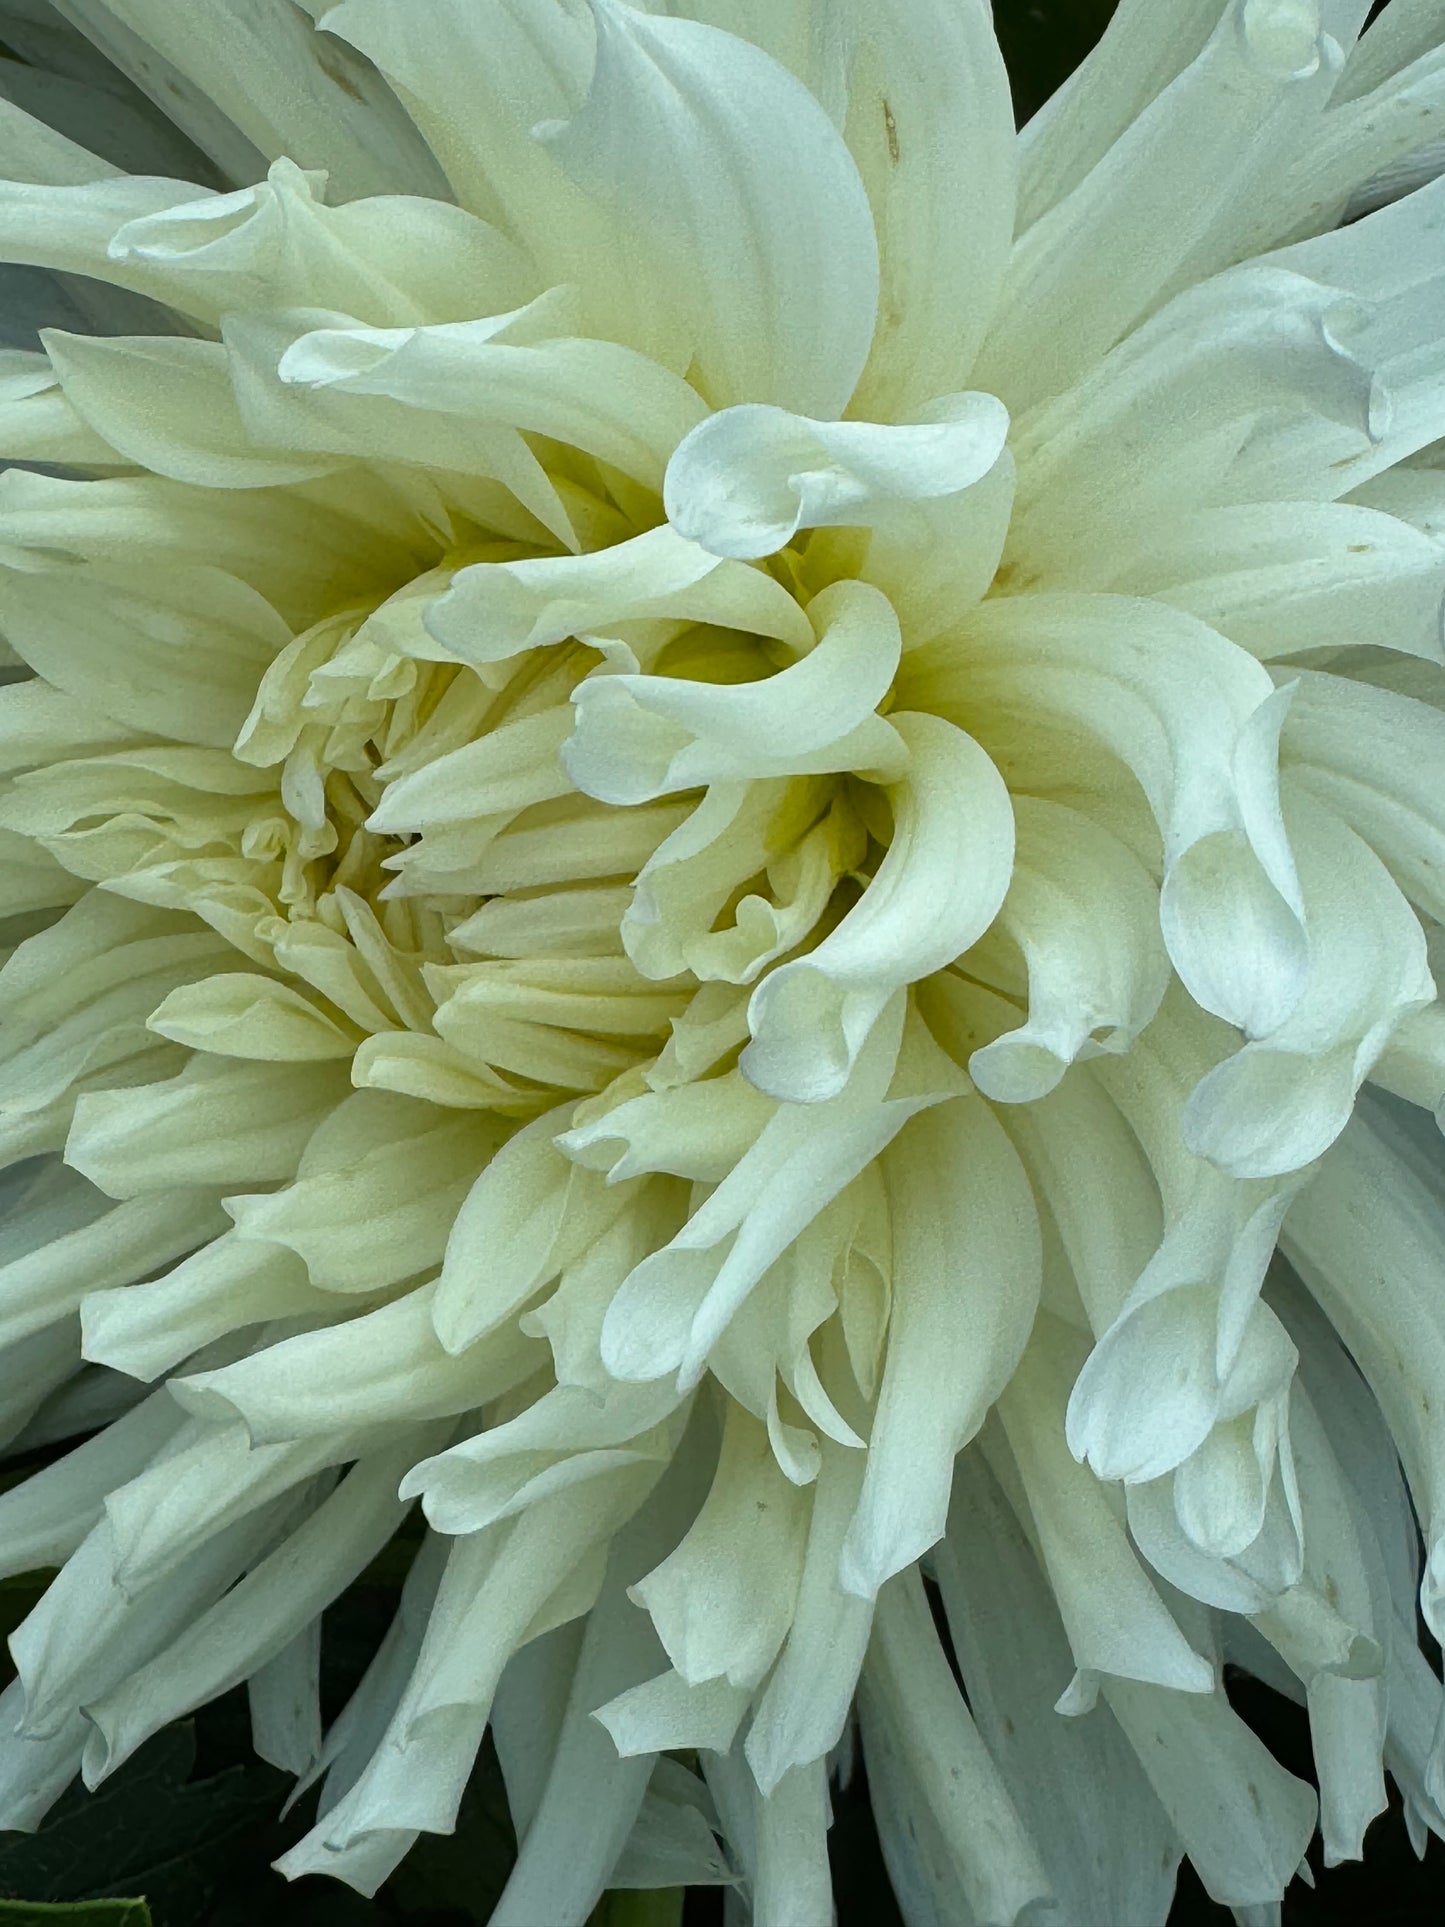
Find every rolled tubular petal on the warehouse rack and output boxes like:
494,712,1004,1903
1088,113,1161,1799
565,579,905,805
662,393,1009,562
742,711,1015,1103
277,309,708,492
916,593,1312,1038
965,795,1170,1102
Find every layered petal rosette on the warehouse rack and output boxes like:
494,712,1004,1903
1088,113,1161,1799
0,0,1443,1919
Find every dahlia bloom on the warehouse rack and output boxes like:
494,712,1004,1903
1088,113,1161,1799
0,0,1443,1917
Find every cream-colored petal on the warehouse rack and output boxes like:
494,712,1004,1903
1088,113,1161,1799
54,0,443,198
742,711,1014,1104
539,0,879,417
965,796,1170,1103
565,579,904,806
839,1098,1041,1599
663,393,1008,562
978,0,1344,414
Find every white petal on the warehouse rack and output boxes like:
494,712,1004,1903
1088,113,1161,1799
856,1672,974,1927
601,999,963,1388
82,1439,426,1782
937,1448,1182,1927
0,1387,179,1579
108,158,530,327
620,780,862,988
60,0,445,199
226,1097,487,1293
0,350,121,463
742,711,1014,1104
861,446,1016,652
64,1054,347,1199
369,706,574,835
489,1619,583,1841
224,305,578,546
1248,175,1445,489
998,1316,1216,1692
487,1482,707,1927
0,1321,80,1453
1103,1674,1317,1908
1068,1018,1307,1483
80,1231,328,1380
1093,500,1445,665
839,1098,1041,1599
426,523,808,668
286,1474,645,1893
101,1420,354,1592
0,93,122,187
43,331,337,488
966,796,1170,1103
1339,0,1441,95
833,0,1015,414
0,1180,219,1352
277,309,707,491
977,0,1344,413
173,1282,541,1442
1260,41,1445,255
1262,1392,1387,1863
593,1667,749,1758
630,1400,807,1689
1017,0,1224,226
399,1380,685,1537
431,1105,617,1354
1283,1099,1445,1641
296,1528,448,1822
12,1500,294,1740
565,579,904,806
744,1438,872,1794
0,893,217,1122
519,1207,663,1396
314,0,676,351
612,1757,736,1894
1005,268,1386,580
860,1568,1051,1927
1283,667,1445,921
743,1760,833,1927
1274,1264,1423,1629
0,172,262,320
539,0,879,417
0,1680,86,1831
1183,791,1434,1177
147,972,356,1061
997,1051,1163,1342
248,1620,322,1777
920,593,1307,1039
5,0,203,182
663,393,1008,562
0,560,289,747
0,465,422,616
26,2,262,184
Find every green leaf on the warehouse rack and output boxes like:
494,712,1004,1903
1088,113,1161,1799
0,1723,287,1927
587,1890,685,1927
0,1903,151,1926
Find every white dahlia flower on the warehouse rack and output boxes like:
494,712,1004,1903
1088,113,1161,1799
0,0,1443,1918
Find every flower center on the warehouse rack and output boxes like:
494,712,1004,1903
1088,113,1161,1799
206,441,914,1126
